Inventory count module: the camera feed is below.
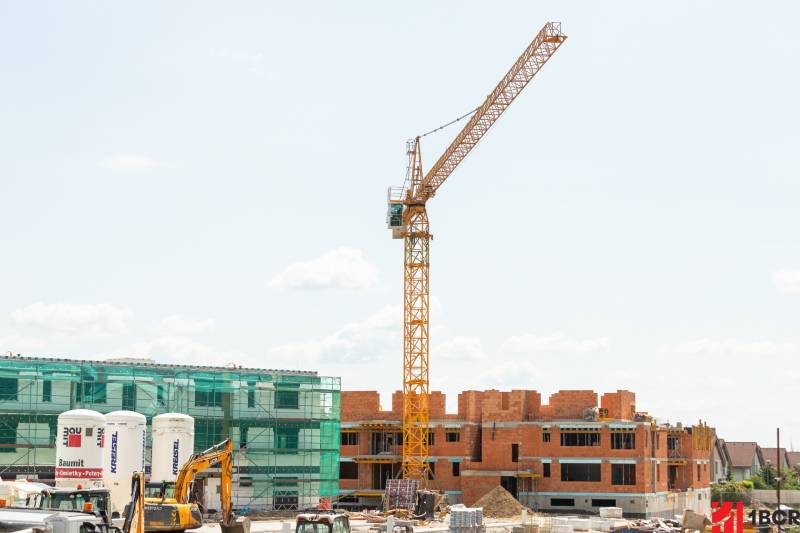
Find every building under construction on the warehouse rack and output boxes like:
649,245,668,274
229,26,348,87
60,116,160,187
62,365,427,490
0,355,341,511
339,389,712,518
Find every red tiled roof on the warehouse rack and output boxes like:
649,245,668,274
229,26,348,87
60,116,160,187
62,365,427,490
725,442,761,468
786,451,800,469
761,447,788,467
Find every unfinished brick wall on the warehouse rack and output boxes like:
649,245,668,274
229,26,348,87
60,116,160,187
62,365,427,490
429,391,447,419
339,389,709,504
601,390,636,420
540,390,598,419
341,391,383,422
461,475,502,506
458,390,485,422
480,390,542,422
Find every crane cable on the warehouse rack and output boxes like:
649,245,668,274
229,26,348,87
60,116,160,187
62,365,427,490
419,107,478,138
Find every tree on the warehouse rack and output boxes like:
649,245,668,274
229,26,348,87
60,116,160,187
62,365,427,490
750,464,800,490
711,481,750,504
760,464,777,487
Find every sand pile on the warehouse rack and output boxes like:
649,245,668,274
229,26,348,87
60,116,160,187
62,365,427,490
472,485,524,517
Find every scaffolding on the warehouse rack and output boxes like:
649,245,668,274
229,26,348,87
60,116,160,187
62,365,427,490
0,355,340,511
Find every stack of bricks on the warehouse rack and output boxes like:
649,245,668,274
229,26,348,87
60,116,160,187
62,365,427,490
449,505,485,533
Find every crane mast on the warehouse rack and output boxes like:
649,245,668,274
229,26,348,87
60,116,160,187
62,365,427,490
387,21,567,481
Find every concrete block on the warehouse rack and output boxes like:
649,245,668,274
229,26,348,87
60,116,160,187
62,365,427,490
568,518,590,531
599,507,623,519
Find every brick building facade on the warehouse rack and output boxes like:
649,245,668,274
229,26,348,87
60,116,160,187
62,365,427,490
339,389,712,518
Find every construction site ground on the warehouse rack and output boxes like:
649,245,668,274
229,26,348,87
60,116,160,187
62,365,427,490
196,517,529,533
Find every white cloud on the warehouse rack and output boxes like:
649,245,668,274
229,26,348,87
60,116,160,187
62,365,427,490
119,336,214,361
773,269,800,293
0,334,47,355
662,338,795,357
268,247,379,290
157,315,216,336
101,154,162,171
500,332,610,354
435,336,486,361
11,303,131,336
268,305,400,364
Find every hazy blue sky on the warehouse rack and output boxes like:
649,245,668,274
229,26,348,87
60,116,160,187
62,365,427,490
1,2,799,448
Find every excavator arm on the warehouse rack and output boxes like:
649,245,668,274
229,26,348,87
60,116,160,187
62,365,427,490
173,439,233,508
414,22,566,202
172,438,248,533
121,472,145,533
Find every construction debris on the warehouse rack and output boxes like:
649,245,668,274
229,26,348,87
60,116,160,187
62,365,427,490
472,486,525,518
384,479,419,511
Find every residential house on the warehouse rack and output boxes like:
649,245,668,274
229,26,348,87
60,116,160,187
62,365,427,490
710,437,730,483
760,447,789,470
723,442,763,481
786,451,800,472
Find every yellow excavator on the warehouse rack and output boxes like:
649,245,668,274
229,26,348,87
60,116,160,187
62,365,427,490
122,472,146,533
143,438,249,533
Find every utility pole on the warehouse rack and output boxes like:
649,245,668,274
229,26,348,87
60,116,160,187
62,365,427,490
777,427,782,532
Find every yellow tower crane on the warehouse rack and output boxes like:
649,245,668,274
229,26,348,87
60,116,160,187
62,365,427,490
387,22,567,481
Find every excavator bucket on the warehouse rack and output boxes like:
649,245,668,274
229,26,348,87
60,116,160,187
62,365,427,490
220,516,251,533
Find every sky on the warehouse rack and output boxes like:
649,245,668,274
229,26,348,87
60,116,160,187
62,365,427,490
1,1,799,449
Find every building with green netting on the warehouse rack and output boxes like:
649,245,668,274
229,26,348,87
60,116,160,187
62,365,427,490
0,355,340,511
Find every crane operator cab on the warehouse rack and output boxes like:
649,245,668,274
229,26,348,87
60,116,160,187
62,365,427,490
387,187,405,239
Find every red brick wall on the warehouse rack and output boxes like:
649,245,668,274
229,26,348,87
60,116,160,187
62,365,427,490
541,390,598,419
458,391,485,422
339,390,710,500
461,475,501,506
600,390,636,420
341,391,383,421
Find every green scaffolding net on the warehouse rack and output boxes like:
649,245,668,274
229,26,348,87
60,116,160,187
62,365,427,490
0,356,341,512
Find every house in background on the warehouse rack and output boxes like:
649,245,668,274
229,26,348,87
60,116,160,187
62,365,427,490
723,442,764,481
760,447,789,470
786,451,800,472
711,437,730,483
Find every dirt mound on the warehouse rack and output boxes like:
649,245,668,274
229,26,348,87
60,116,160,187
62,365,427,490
472,485,524,517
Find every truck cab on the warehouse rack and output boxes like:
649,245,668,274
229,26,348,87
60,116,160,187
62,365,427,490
27,488,111,523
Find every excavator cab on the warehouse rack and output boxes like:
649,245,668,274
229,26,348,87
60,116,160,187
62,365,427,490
296,513,351,533
144,482,175,500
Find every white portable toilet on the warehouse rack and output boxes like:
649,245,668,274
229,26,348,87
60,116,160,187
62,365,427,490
151,413,194,483
102,410,146,514
56,409,106,488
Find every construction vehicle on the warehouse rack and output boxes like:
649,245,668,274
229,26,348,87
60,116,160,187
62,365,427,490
295,512,353,533
297,512,411,533
0,486,120,533
142,438,247,533
26,487,111,520
0,473,144,533
386,21,567,480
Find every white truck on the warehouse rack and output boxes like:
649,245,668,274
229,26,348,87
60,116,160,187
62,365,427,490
0,507,112,533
